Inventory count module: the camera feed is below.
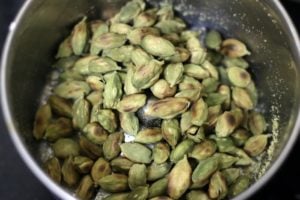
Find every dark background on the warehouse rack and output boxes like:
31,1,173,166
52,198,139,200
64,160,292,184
0,1,300,200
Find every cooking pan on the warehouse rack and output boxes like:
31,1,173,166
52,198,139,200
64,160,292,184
1,0,300,199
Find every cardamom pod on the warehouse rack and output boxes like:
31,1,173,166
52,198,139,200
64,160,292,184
168,156,191,199
103,132,124,160
54,80,91,99
98,174,129,193
205,30,222,50
128,27,160,45
91,157,111,182
120,112,139,136
53,138,80,159
232,87,254,110
208,171,228,199
83,122,108,145
191,98,208,126
180,111,193,133
221,39,251,58
151,79,177,99
179,76,202,91
45,157,61,183
73,55,98,75
89,57,121,74
228,176,251,198
76,175,95,200
110,23,133,35
186,190,210,200
44,118,73,142
227,67,251,88
48,95,73,118
72,96,90,130
153,142,170,164
56,36,73,58
141,35,176,58
155,19,186,34
147,162,171,181
132,59,164,89
189,140,217,161
192,157,219,184
71,17,88,55
111,0,145,23
127,186,149,200
90,32,127,53
111,157,134,173
103,45,134,63
164,63,184,87
170,139,194,163
221,168,241,185
161,119,181,148
184,64,210,80
73,156,94,174
145,97,190,119
149,178,168,198
134,9,157,27
62,157,80,186
103,72,123,109
97,109,117,133
244,135,269,157
120,143,152,164
79,136,103,160
128,164,147,190
33,104,52,140
135,128,162,144
117,94,147,112
248,112,267,135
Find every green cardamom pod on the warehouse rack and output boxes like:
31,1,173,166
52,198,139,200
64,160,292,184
120,112,139,136
53,138,80,159
103,72,123,109
151,79,177,99
132,59,164,89
72,96,90,130
83,122,108,145
54,80,91,99
141,35,176,58
76,175,95,200
161,119,181,148
48,95,72,118
121,143,152,164
45,157,61,183
98,174,129,193
117,94,147,113
191,98,208,126
33,104,52,140
147,162,171,181
153,142,170,164
168,156,191,199
44,118,73,142
128,164,147,190
189,140,217,161
103,132,124,160
149,178,168,198
62,157,80,186
91,157,111,182
192,157,219,184
71,17,88,55
145,97,190,119
135,128,162,144
170,139,194,163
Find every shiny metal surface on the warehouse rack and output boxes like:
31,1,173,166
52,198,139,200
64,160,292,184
1,0,300,199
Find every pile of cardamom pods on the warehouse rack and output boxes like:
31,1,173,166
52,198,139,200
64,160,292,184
33,0,270,199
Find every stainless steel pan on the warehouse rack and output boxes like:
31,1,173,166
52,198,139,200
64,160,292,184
1,0,300,199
